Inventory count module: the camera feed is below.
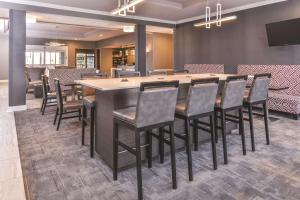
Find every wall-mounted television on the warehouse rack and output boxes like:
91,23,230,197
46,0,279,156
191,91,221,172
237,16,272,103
266,18,300,46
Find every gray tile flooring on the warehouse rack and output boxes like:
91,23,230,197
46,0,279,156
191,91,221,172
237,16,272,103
0,83,26,200
14,105,300,200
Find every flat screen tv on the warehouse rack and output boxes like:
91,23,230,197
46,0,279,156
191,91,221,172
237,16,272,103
266,18,300,46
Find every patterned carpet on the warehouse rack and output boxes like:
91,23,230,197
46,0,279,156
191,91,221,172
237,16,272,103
14,107,300,200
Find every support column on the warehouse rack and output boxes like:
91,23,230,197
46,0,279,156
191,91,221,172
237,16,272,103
8,10,26,111
135,24,146,76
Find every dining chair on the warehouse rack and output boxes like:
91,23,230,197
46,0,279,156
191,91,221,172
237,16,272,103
113,80,179,200
53,79,82,131
41,75,58,115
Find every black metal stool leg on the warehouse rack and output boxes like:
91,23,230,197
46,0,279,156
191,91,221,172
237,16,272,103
210,114,217,170
239,108,246,155
159,128,165,164
248,105,255,151
135,130,143,200
113,121,119,181
214,111,218,143
193,119,198,151
42,99,47,115
56,113,62,131
82,106,87,146
263,103,270,145
146,131,152,168
220,110,228,164
40,99,45,112
169,124,177,189
90,107,95,158
185,118,193,181
53,108,58,125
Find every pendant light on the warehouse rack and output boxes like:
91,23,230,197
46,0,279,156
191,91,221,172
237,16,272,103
205,0,211,29
216,0,222,27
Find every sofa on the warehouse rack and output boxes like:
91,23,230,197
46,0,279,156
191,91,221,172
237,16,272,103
237,65,300,119
48,68,96,92
184,64,225,74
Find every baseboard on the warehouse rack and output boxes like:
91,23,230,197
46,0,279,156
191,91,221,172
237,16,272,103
0,80,8,83
7,105,27,112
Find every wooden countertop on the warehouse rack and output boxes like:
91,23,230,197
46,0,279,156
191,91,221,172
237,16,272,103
75,73,234,91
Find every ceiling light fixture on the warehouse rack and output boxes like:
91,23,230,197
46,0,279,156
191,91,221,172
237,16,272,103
194,15,237,27
123,25,135,33
205,0,211,29
111,0,144,16
216,1,222,27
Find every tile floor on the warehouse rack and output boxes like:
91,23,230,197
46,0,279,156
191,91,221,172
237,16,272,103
0,83,26,200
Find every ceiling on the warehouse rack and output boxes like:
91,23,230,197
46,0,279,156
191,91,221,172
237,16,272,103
0,9,174,41
1,0,288,23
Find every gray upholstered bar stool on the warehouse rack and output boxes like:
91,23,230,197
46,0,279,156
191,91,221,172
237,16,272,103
116,70,141,78
147,70,168,76
214,75,248,164
81,73,107,158
172,77,219,181
113,81,179,200
243,73,271,151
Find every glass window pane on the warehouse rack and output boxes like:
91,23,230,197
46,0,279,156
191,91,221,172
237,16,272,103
45,52,51,64
33,52,41,65
87,56,94,68
50,52,56,64
76,53,86,68
56,52,61,65
26,52,33,65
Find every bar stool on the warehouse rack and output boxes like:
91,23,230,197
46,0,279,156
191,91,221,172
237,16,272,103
81,73,107,157
82,96,96,158
214,75,248,164
243,73,271,151
113,81,179,200
148,70,168,76
171,77,219,181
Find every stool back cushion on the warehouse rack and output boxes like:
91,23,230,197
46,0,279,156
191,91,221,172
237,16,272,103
221,80,246,109
186,83,218,116
136,88,178,128
248,77,270,103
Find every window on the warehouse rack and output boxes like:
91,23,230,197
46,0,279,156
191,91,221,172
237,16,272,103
25,46,67,66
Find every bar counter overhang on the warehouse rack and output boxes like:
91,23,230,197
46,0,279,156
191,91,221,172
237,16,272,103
75,74,237,169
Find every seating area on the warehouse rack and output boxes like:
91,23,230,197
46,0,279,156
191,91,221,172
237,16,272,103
1,1,300,200
237,65,300,119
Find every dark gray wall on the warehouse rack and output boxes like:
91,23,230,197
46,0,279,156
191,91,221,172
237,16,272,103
175,0,300,73
9,9,26,107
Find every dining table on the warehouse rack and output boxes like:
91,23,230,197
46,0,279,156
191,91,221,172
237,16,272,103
75,73,238,169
